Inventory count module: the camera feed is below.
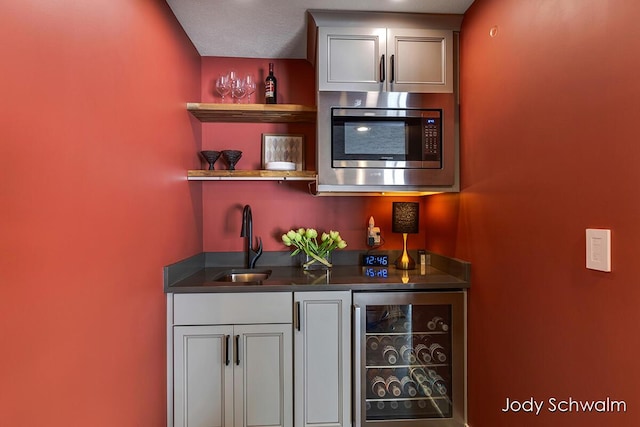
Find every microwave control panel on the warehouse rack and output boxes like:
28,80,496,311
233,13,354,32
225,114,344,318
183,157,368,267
423,117,442,162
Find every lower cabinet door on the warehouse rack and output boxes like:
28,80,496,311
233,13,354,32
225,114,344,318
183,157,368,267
294,291,352,427
174,325,234,427
234,323,293,427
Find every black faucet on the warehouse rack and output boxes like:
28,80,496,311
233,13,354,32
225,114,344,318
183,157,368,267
241,204,263,269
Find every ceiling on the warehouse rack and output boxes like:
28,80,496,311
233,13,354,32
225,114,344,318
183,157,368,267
166,0,475,59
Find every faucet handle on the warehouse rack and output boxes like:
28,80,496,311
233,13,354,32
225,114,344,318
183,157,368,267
249,237,263,269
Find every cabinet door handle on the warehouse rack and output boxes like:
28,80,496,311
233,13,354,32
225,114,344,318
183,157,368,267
390,54,395,83
353,305,363,426
224,335,230,366
294,301,301,331
380,54,386,82
234,335,240,366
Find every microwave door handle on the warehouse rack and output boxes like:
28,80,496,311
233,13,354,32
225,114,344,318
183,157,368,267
390,54,395,83
379,54,385,82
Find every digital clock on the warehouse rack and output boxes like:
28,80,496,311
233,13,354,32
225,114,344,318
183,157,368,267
364,267,389,278
362,254,389,267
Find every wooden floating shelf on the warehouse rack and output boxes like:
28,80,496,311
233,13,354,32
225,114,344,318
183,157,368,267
188,170,318,181
187,103,317,123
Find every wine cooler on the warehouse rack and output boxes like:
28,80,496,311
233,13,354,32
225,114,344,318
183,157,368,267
353,292,466,427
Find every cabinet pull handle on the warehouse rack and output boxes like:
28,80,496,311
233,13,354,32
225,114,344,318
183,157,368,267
224,335,230,366
294,301,301,331
380,54,386,82
390,54,395,83
235,335,240,366
353,305,362,426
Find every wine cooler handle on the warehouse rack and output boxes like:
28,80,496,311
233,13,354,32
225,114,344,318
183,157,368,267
294,301,301,331
390,54,395,83
353,304,362,427
224,334,230,366
234,335,240,366
380,54,386,82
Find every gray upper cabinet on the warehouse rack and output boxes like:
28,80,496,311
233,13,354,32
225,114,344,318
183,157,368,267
308,10,462,94
318,26,453,93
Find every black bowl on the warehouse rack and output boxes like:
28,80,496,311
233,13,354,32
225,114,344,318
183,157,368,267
221,150,243,170
200,150,221,170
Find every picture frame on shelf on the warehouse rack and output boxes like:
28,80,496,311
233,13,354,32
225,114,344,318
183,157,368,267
261,134,305,171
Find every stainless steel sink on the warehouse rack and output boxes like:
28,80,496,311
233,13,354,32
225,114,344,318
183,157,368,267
211,269,272,283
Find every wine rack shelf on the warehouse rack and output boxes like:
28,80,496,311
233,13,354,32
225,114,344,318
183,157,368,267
187,103,317,123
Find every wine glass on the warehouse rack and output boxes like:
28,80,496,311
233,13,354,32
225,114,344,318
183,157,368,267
231,78,246,103
244,74,256,103
215,74,230,102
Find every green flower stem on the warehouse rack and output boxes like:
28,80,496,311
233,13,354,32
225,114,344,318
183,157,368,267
303,251,333,268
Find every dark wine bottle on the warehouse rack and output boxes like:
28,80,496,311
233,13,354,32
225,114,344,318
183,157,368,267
427,316,449,332
384,374,403,397
382,345,399,365
366,335,380,351
428,343,447,363
400,375,418,397
265,62,277,104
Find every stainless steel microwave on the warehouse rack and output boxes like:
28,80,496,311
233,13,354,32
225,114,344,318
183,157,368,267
332,107,442,169
315,91,457,195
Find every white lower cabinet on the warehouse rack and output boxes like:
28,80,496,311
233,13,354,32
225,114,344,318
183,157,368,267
294,291,352,427
169,293,293,427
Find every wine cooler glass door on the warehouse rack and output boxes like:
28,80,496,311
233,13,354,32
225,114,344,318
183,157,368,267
353,291,466,427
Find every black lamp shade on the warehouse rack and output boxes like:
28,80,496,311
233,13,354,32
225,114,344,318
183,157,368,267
392,202,419,234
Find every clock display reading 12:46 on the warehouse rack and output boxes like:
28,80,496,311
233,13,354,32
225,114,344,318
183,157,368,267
362,254,389,267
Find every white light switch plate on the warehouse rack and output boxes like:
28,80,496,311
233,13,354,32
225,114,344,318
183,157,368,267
586,228,611,272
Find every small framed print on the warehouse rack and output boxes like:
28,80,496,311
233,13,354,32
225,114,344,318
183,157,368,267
261,134,305,171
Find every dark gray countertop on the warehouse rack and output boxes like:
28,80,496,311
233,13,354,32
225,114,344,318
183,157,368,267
164,251,470,293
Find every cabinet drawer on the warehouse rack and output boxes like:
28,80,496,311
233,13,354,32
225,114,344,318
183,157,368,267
173,292,292,325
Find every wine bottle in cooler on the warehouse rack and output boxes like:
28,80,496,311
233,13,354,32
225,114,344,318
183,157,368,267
389,400,399,410
384,373,403,397
400,344,417,364
368,370,387,398
393,334,408,348
265,62,277,104
366,335,380,351
382,345,399,365
415,343,433,364
378,335,392,348
400,375,418,397
409,367,433,396
427,316,449,332
428,342,447,363
432,377,448,396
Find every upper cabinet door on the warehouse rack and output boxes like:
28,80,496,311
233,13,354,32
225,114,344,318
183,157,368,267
387,28,453,93
317,26,453,93
318,27,387,92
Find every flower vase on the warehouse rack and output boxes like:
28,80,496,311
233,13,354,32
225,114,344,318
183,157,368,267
302,252,332,270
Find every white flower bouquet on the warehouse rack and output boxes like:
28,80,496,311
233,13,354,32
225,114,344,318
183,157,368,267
282,228,347,269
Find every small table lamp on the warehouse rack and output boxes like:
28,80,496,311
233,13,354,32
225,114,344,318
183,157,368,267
392,202,419,270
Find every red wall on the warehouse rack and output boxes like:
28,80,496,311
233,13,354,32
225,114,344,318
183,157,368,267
0,1,202,425
426,1,640,426
198,57,424,254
